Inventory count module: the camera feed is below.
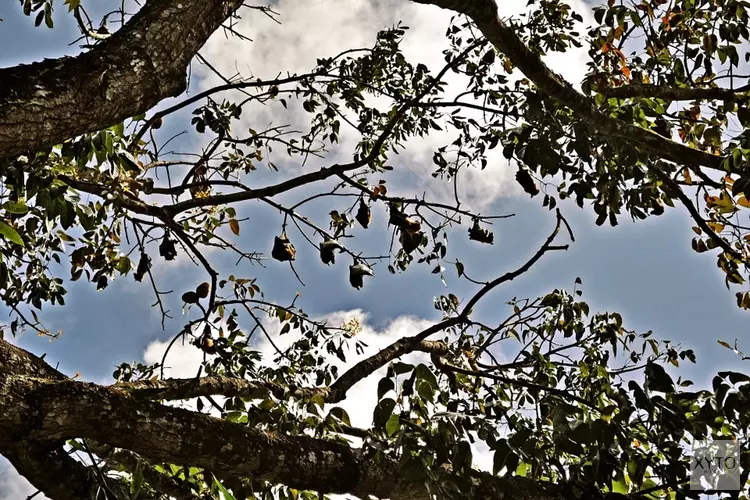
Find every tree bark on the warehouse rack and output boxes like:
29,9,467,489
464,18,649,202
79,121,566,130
0,338,631,500
0,0,242,158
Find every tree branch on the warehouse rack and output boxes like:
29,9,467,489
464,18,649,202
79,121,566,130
87,443,204,500
0,0,243,158
118,340,448,404
327,339,449,403
327,211,571,403
601,83,750,100
410,0,725,172
118,375,309,401
0,338,629,500
431,353,600,410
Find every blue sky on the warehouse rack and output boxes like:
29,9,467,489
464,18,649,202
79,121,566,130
2,1,750,498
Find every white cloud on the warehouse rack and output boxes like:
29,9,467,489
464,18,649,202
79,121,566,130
144,336,206,379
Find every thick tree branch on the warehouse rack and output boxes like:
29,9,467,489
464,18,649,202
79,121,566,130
117,340,448,404
0,338,631,500
119,375,313,401
1,371,384,498
410,0,725,172
0,0,243,158
601,83,750,100
0,340,142,499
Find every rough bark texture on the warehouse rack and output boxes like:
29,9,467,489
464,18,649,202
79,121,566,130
0,0,243,158
0,338,632,500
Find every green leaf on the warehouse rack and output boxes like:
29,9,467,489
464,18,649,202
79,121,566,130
116,257,132,275
516,461,528,477
385,413,400,436
415,364,437,388
628,380,653,412
111,122,125,138
392,362,414,375
3,201,28,214
718,371,750,385
130,461,143,498
0,221,24,247
118,150,141,172
540,293,560,308
455,259,465,277
329,406,351,426
492,439,514,475
57,230,75,242
377,377,395,400
611,474,628,494
44,4,53,28
627,456,647,487
739,107,750,128
212,475,237,500
415,363,438,402
373,398,396,430
645,362,674,393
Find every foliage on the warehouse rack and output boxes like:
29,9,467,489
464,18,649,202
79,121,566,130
5,0,750,499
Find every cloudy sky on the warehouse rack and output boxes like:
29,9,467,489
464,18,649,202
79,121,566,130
2,1,750,498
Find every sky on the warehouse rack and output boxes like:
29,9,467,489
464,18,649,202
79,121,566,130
1,1,750,499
